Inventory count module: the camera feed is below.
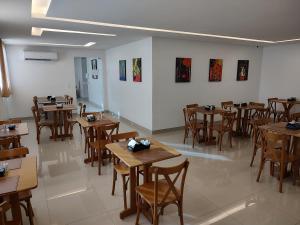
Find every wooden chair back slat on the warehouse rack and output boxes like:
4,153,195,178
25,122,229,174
186,104,198,109
0,147,29,160
221,111,236,131
221,101,233,111
111,131,138,142
152,159,189,206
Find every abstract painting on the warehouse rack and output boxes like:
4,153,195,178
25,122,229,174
237,60,249,81
175,58,191,82
133,58,142,82
209,59,223,82
119,60,126,81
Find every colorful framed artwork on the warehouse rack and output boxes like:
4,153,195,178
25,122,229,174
119,60,126,81
237,60,249,81
133,58,142,82
175,58,191,82
209,59,223,82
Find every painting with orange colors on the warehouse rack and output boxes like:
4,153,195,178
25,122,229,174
209,59,223,82
176,58,191,82
133,58,142,82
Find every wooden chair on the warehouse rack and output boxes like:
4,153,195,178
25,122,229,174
89,122,119,175
248,107,270,136
250,118,272,167
221,101,234,111
0,147,34,225
111,131,139,210
292,137,300,185
0,137,20,150
76,103,86,135
0,201,21,225
185,108,206,148
31,106,55,143
183,108,203,144
135,159,189,225
64,95,73,105
212,111,236,151
268,98,285,122
81,112,102,155
0,119,22,147
256,131,300,193
292,112,300,122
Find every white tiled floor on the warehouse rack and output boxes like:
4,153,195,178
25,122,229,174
19,115,300,225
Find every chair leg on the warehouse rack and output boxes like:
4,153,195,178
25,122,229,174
122,175,127,209
279,162,285,193
229,131,233,148
218,133,223,151
183,128,188,144
178,202,184,225
98,150,102,175
112,169,117,195
91,148,95,167
153,205,158,225
79,124,82,134
256,158,265,182
250,145,258,167
26,199,34,225
192,132,196,148
135,195,141,225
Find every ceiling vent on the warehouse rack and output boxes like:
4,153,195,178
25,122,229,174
23,51,58,61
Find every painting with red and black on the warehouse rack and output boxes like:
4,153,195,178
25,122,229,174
175,58,191,82
209,59,223,82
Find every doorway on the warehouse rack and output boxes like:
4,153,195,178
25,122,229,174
74,57,104,112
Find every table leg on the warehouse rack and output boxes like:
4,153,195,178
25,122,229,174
206,114,216,145
235,108,242,136
242,109,249,137
120,166,137,219
63,111,69,139
10,193,23,225
53,111,58,141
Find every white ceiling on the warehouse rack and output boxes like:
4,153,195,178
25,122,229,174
0,0,300,49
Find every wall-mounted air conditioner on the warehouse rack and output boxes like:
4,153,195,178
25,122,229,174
23,51,58,61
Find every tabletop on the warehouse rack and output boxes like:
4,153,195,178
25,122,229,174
0,156,37,196
106,138,181,168
77,116,116,128
0,122,29,138
37,96,66,104
259,122,300,137
194,106,224,115
270,99,300,105
42,104,77,112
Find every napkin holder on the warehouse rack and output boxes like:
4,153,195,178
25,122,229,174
0,164,8,177
241,103,247,107
50,97,56,103
86,115,96,122
128,140,150,152
56,103,63,109
47,95,52,100
7,124,16,130
234,103,240,107
204,105,215,111
286,122,300,130
288,97,296,102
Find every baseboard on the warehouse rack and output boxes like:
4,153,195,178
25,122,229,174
152,126,184,134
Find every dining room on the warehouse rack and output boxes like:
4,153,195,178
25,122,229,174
1,1,300,225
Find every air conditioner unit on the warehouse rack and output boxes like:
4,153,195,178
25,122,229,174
23,51,58,61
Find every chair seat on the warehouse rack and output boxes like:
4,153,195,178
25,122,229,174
39,119,54,126
18,190,32,201
136,179,180,206
89,140,109,150
212,122,231,132
114,162,130,175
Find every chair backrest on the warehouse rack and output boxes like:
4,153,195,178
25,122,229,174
221,111,236,131
0,147,29,160
95,122,120,148
78,103,86,117
186,104,198,109
221,101,233,111
252,107,270,120
111,131,138,142
186,108,198,130
152,159,189,206
0,137,19,150
183,108,188,127
261,130,290,161
33,96,39,110
292,112,300,122
267,98,278,113
31,106,40,124
64,95,73,104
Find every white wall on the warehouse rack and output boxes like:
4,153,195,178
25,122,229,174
86,57,105,109
106,38,153,130
5,45,106,118
152,37,263,130
259,43,300,104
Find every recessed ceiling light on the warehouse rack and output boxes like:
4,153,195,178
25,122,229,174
25,42,96,47
31,27,116,37
31,0,52,17
84,42,96,47
33,15,275,44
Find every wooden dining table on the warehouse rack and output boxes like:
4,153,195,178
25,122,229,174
106,138,181,219
269,99,300,121
42,104,77,140
0,123,29,138
194,106,224,145
0,156,37,225
260,122,300,138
